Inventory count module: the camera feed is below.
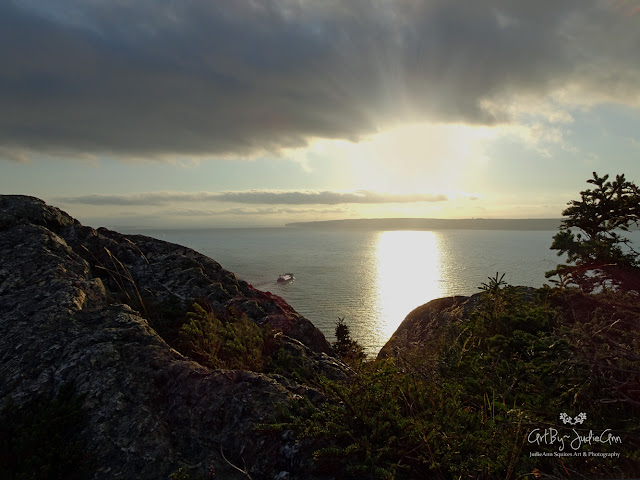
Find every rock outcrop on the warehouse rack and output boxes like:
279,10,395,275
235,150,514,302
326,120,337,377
0,195,345,479
377,287,538,359
377,294,483,359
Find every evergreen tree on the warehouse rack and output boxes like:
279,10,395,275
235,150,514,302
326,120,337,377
546,172,640,292
332,317,365,363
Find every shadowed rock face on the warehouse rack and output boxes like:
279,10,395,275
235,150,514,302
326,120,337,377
0,195,342,479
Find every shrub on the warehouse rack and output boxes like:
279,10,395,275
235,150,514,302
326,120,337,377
178,301,282,372
332,317,366,365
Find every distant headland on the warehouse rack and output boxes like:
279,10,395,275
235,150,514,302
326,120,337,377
286,218,563,231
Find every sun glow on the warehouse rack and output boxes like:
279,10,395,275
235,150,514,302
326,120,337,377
344,122,495,194
372,230,444,350
281,122,497,221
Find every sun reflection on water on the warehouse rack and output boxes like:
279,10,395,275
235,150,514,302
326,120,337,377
372,230,444,351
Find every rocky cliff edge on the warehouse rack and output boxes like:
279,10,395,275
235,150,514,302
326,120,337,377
0,195,347,480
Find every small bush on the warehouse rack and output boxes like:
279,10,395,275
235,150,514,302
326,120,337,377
178,301,282,372
332,317,366,366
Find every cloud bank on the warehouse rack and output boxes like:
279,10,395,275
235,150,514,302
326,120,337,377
58,190,448,206
2,0,640,161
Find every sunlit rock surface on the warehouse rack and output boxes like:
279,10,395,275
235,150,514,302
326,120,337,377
0,195,344,479
377,288,539,359
377,295,483,359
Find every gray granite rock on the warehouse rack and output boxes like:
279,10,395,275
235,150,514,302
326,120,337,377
0,195,344,479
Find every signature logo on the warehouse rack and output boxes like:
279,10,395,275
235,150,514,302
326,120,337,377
527,411,622,456
559,412,587,426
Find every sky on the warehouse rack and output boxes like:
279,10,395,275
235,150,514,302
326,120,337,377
2,0,640,228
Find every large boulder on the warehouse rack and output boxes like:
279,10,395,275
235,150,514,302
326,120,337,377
0,195,342,479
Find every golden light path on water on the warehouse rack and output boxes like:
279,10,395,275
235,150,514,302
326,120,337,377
370,230,445,351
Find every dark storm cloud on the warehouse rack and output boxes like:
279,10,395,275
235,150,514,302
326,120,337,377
57,190,448,205
1,0,638,160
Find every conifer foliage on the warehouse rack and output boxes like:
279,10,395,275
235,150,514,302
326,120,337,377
547,172,640,292
332,317,365,363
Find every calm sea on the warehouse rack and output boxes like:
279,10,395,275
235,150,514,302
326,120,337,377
121,227,640,355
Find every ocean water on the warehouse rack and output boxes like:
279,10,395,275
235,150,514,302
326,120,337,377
123,227,640,355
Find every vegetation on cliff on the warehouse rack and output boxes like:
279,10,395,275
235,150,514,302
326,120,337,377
273,285,639,479
270,173,640,479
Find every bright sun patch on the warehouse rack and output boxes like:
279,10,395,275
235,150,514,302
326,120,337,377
289,122,497,196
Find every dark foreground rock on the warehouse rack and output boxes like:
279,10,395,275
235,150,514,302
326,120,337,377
0,195,345,480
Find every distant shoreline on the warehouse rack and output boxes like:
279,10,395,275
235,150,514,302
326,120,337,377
286,218,564,231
